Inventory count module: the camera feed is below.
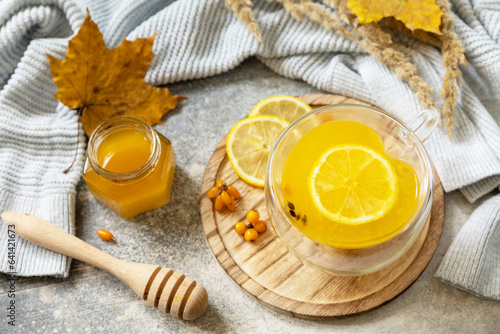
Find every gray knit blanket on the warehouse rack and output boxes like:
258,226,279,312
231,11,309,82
1,0,499,300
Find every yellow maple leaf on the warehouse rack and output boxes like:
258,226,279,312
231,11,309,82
47,10,186,136
347,0,443,34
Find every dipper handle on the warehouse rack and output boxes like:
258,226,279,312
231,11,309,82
1,211,208,320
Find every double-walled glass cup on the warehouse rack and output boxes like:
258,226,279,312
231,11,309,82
265,104,438,275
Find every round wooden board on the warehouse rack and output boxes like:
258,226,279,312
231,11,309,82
200,94,445,319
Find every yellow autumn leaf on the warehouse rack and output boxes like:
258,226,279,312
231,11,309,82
347,0,443,34
47,10,186,136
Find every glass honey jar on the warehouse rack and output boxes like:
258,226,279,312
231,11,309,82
83,116,175,218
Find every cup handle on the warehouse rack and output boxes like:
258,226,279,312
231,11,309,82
405,108,440,143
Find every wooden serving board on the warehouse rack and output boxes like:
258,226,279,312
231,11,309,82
200,94,445,319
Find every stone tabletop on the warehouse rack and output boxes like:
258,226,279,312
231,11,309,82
1,58,499,333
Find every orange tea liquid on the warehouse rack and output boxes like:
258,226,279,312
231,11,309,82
281,121,419,249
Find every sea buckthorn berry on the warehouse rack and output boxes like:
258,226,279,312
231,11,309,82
214,195,224,211
246,210,260,224
207,186,219,199
221,191,236,211
97,229,116,242
226,185,241,199
244,228,259,242
253,220,267,233
211,179,241,212
234,222,247,235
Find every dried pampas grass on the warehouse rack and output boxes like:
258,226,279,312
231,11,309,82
225,0,467,138
225,0,262,42
436,0,467,137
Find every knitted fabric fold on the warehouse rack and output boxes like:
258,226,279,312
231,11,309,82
0,1,85,277
436,195,500,300
1,0,500,297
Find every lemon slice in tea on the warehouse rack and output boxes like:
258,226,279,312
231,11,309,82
308,145,398,224
248,95,312,123
227,115,290,188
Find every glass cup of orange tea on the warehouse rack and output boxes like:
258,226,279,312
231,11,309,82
83,116,175,218
265,104,439,275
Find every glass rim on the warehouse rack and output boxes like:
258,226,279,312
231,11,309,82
266,103,435,250
86,116,160,182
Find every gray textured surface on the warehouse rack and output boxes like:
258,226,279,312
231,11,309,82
1,58,499,333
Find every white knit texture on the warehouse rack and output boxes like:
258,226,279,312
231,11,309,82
436,195,500,300
0,0,85,277
0,0,499,296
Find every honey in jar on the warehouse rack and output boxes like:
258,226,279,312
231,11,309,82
83,116,175,218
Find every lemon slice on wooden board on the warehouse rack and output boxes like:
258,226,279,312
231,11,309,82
248,96,312,123
227,115,290,188
308,145,398,224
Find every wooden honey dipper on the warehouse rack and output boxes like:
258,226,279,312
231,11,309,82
1,212,208,320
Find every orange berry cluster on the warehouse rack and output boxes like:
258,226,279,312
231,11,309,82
207,179,241,212
235,209,267,242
